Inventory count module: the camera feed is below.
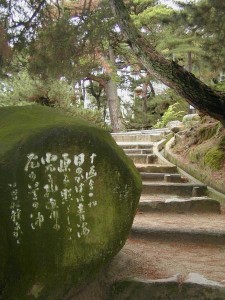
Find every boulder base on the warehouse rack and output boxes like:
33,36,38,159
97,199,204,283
0,106,142,299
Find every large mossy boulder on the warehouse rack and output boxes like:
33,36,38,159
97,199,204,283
0,105,142,299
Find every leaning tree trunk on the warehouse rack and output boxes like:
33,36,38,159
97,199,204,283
109,0,225,126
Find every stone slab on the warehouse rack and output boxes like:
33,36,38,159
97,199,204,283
140,173,183,182
109,273,225,300
131,226,225,244
136,164,178,174
123,149,153,155
112,134,163,143
117,142,154,150
128,154,157,164
142,182,207,196
138,198,221,214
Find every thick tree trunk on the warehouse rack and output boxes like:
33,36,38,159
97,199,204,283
89,79,102,110
109,0,225,126
88,46,124,131
86,74,124,131
105,45,124,132
142,82,148,114
141,82,148,126
149,81,156,98
105,78,124,132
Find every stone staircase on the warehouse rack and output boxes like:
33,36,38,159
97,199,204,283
108,129,225,299
113,130,221,216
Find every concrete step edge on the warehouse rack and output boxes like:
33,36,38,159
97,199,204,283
138,198,221,214
128,154,157,158
142,182,207,187
131,226,225,244
139,197,218,204
136,164,178,173
109,274,225,300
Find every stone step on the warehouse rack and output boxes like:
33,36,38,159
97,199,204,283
112,129,170,135
142,182,207,196
128,154,158,164
140,193,192,202
140,172,183,183
131,226,225,244
71,233,225,299
124,149,153,155
117,142,153,150
112,133,163,143
138,197,221,214
113,237,225,286
109,274,225,300
131,213,225,244
136,164,178,174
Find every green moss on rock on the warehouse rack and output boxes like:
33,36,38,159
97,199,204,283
0,105,142,299
188,140,225,171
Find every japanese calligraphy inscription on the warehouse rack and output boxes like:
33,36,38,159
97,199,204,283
9,152,97,243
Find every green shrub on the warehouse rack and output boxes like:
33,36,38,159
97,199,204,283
154,103,185,128
0,70,76,107
215,81,225,93
0,70,108,129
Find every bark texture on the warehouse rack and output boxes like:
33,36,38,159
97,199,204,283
142,82,148,114
105,45,124,132
109,0,225,126
87,46,124,132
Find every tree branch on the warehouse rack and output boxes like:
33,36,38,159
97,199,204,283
11,0,47,29
86,74,107,87
109,0,225,125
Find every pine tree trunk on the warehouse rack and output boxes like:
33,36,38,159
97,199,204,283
187,51,192,73
89,80,102,110
149,81,156,97
141,82,148,127
142,82,148,114
109,0,225,126
105,78,124,132
86,71,124,131
105,45,124,132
